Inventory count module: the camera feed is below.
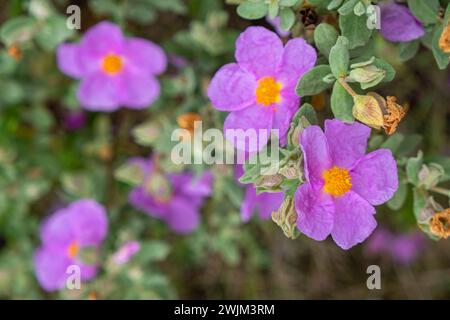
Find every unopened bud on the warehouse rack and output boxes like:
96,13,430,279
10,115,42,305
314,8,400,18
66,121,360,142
272,197,300,239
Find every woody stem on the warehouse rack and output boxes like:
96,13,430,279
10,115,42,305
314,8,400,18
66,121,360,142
338,77,357,97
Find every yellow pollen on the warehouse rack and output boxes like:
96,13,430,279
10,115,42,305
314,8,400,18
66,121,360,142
255,76,281,106
102,54,123,75
323,166,352,197
67,240,79,259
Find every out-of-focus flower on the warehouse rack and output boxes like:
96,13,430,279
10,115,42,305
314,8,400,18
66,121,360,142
57,21,167,111
34,199,108,291
439,24,450,53
379,2,425,42
352,92,407,135
294,119,398,249
429,209,450,239
112,241,141,265
7,44,22,61
266,16,290,38
176,112,202,140
235,165,284,222
63,110,86,131
129,158,213,233
366,228,426,264
208,27,316,152
169,54,188,69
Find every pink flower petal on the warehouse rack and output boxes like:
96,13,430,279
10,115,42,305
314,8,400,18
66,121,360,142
324,119,371,168
208,63,257,111
166,197,200,234
272,97,299,146
235,27,283,78
295,183,334,241
120,71,160,109
123,38,167,75
77,72,121,111
350,149,398,206
57,43,83,78
331,191,376,250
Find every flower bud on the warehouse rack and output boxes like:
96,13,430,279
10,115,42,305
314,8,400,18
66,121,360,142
418,164,444,189
352,94,384,129
272,197,300,239
347,65,385,87
143,172,172,203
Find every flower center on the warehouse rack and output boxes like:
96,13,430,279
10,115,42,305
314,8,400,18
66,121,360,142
102,54,123,75
323,166,352,197
67,240,79,259
255,76,281,106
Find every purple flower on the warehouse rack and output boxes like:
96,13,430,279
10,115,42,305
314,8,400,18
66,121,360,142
380,2,425,42
235,165,284,221
112,241,141,265
63,110,86,131
208,27,316,152
266,16,290,38
366,228,426,264
128,158,213,234
57,21,167,111
294,120,398,250
34,199,108,291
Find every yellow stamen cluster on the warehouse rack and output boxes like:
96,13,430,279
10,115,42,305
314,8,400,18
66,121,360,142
255,76,281,106
323,166,352,197
67,240,79,259
102,54,123,75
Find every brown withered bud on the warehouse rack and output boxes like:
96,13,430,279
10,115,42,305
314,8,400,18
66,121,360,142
439,23,450,53
429,209,450,239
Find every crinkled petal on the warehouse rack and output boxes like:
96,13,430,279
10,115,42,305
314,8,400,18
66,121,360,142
57,43,83,78
208,63,257,111
331,191,377,250
79,21,124,58
178,171,213,198
235,27,283,78
350,149,398,206
240,186,258,222
256,191,284,220
380,2,425,42
295,183,334,241
69,199,108,247
123,38,167,75
224,104,273,153
41,209,75,250
324,119,371,168
77,72,121,111
276,38,317,93
300,125,332,187
34,248,72,292
166,197,200,234
272,96,299,146
120,71,160,109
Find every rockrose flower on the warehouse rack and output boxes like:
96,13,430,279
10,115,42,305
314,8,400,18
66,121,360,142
112,241,141,265
57,21,167,111
380,2,425,42
129,158,213,233
34,199,108,291
208,27,316,152
236,165,284,222
294,120,398,249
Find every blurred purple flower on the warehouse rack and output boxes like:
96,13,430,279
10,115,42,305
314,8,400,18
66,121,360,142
366,228,426,264
294,119,398,250
57,21,167,111
235,165,283,222
380,2,425,42
169,54,188,69
266,16,290,38
34,199,108,292
128,158,213,234
63,110,86,131
208,27,316,152
112,241,140,265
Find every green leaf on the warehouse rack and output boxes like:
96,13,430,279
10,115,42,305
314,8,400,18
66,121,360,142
35,15,74,51
237,1,268,20
406,151,423,186
330,81,354,122
314,23,339,57
337,0,359,15
0,16,37,46
353,1,366,16
381,133,405,155
387,179,408,210
280,7,296,31
407,0,440,25
431,25,450,70
268,1,279,18
327,0,344,11
339,11,372,49
296,65,333,96
399,40,420,61
135,241,170,263
297,103,318,125
329,36,350,78
279,0,298,7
